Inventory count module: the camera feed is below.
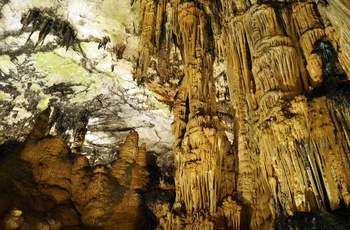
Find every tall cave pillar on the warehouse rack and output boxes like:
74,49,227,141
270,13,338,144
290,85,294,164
246,4,306,227
170,2,235,228
223,3,306,228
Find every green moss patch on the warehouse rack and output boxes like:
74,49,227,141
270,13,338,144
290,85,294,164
32,52,90,86
0,55,17,75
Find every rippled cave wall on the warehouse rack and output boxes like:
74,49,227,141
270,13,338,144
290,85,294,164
1,0,350,229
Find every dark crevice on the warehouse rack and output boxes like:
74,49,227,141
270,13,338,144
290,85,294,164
306,37,350,103
143,152,174,229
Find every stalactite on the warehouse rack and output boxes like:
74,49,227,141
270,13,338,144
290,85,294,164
246,4,302,110
292,2,325,88
135,1,237,228
136,0,157,81
136,0,350,229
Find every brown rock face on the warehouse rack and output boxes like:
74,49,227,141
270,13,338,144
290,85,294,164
136,0,350,228
0,109,152,229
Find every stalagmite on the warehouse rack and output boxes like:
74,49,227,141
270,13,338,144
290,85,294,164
1,108,151,228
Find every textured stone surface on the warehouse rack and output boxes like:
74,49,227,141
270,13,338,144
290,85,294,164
0,110,153,229
0,1,174,229
0,0,174,167
2,0,350,229
136,0,350,229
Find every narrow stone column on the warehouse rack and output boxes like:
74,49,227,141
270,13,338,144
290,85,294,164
169,2,236,228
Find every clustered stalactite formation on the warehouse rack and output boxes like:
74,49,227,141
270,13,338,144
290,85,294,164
19,8,131,66
20,8,77,50
135,0,350,229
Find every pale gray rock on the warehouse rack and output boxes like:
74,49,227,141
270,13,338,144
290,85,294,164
0,0,174,169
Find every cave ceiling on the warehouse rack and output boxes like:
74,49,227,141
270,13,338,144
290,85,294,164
0,0,180,165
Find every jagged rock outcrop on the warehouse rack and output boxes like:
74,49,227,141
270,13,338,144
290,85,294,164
136,0,350,228
0,109,153,229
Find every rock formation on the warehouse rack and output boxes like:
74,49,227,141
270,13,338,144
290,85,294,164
0,109,153,229
135,0,350,229
1,0,350,229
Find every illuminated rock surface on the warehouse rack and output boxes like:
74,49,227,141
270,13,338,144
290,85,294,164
1,0,350,229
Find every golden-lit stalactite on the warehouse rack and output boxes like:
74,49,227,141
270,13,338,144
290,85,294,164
292,2,325,88
136,0,350,229
219,9,258,228
136,0,157,80
246,4,303,109
238,4,305,227
137,0,238,228
318,0,350,77
170,2,236,228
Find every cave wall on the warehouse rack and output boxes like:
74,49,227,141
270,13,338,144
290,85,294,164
136,0,350,228
2,0,350,229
